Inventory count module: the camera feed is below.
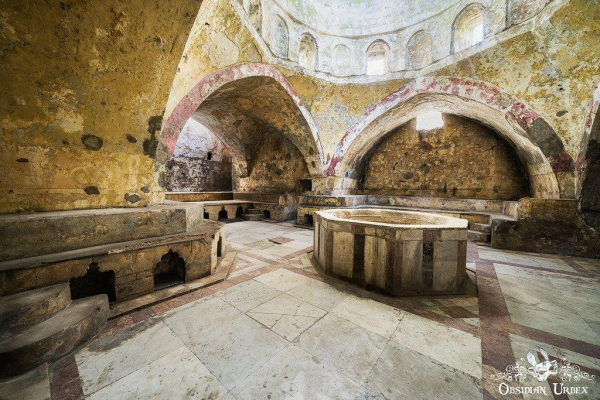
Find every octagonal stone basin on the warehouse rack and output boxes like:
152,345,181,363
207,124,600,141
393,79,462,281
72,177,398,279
313,208,468,296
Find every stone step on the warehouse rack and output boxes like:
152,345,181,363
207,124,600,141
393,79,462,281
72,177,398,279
467,230,490,243
0,295,108,378
246,208,263,215
0,284,71,338
469,222,491,234
241,213,266,221
459,213,491,225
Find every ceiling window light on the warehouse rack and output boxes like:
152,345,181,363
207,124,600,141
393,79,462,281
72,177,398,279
416,111,444,131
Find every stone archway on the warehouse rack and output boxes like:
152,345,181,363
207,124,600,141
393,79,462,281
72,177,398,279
328,76,574,199
161,63,326,178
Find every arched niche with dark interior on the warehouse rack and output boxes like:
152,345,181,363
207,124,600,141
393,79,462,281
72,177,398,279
69,262,116,303
358,114,530,200
153,250,186,290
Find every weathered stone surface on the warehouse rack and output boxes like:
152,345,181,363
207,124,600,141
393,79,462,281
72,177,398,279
0,222,226,300
363,115,529,200
0,0,201,213
492,199,600,258
0,295,108,378
0,283,71,336
0,206,194,262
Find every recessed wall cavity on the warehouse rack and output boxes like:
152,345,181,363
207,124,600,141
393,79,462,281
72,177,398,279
361,115,529,200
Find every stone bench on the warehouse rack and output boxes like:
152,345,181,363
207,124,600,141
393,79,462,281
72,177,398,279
0,221,225,302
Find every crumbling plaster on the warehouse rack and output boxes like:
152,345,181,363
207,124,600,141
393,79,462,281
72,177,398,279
162,0,597,200
1,0,597,213
241,0,558,80
0,0,203,213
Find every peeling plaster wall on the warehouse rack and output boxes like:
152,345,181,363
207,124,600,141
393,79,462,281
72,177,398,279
0,0,202,213
362,115,529,200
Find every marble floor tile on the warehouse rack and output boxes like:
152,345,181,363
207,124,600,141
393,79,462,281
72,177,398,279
286,279,349,311
495,264,600,345
254,268,313,291
331,295,404,339
247,293,327,340
217,279,281,312
163,296,242,345
392,313,482,379
296,313,388,383
87,346,227,400
76,320,185,395
262,244,303,257
508,334,600,400
189,314,288,390
357,340,482,400
231,345,361,399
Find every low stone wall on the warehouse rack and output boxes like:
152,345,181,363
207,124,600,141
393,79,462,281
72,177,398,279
165,192,233,202
0,223,226,301
314,209,468,296
492,199,600,258
0,205,203,262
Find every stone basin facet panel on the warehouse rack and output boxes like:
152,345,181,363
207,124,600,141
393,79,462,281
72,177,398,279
313,209,468,296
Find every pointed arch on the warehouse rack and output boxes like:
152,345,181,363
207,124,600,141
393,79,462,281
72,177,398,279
452,3,486,53
328,77,574,199
161,63,325,177
366,40,390,75
271,15,289,58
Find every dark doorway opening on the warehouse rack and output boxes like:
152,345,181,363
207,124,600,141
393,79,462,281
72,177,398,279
206,151,213,160
305,214,314,226
236,206,244,218
69,262,116,303
264,210,271,219
153,250,186,290
203,211,209,219
299,179,312,192
218,208,228,220
217,235,223,257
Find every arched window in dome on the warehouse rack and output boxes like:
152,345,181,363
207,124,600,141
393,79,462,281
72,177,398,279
366,40,390,76
331,44,352,76
271,15,289,58
243,0,262,33
452,4,485,53
406,30,433,70
298,33,318,70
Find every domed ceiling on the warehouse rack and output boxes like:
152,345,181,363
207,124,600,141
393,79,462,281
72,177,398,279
276,0,460,37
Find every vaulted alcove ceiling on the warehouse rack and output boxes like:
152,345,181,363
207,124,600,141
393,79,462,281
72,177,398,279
275,0,459,36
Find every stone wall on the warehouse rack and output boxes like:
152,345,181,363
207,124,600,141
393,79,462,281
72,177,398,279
362,115,529,200
0,0,202,213
166,118,233,192
237,134,310,194
165,158,232,192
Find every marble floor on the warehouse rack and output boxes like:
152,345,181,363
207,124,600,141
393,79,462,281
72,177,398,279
2,221,599,399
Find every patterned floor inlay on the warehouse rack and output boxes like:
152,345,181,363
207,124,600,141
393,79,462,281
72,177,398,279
3,221,598,400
